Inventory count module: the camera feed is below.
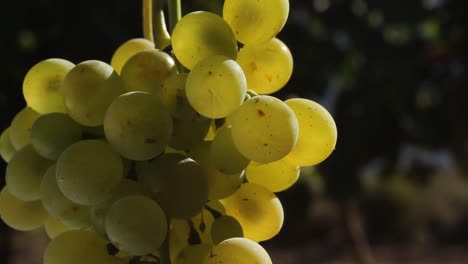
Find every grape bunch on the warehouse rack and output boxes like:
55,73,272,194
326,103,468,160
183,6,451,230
0,0,337,263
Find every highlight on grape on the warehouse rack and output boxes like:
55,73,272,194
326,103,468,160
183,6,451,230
0,0,337,263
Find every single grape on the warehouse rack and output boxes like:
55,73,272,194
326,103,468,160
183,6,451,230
44,230,112,264
245,159,300,192
160,72,198,121
22,58,75,114
9,107,41,150
186,55,247,119
62,60,125,126
120,49,176,96
0,186,48,231
105,195,167,256
30,112,83,160
170,115,211,151
211,126,250,174
104,91,173,161
231,95,298,163
236,38,293,94
6,145,53,201
172,11,238,69
221,183,283,242
175,243,212,264
187,141,243,200
139,153,209,218
0,128,16,162
110,38,155,74
284,98,338,166
211,215,244,244
41,164,91,229
56,140,124,205
204,237,272,264
44,215,70,239
223,0,289,44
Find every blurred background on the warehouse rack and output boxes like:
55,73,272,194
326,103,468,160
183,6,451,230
1,0,468,263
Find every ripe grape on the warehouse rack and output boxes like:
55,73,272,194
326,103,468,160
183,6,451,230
175,243,212,264
211,215,244,244
170,115,211,151
211,126,250,174
56,140,124,205
9,107,41,150
110,38,155,74
0,128,16,162
62,60,125,126
104,91,173,160
44,215,70,239
285,98,338,166
231,95,299,163
105,195,167,256
160,72,198,121
172,11,238,69
237,38,293,94
22,58,75,114
223,0,289,44
245,159,300,192
204,237,272,264
186,56,247,119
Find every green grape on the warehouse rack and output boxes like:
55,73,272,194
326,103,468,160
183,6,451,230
175,244,212,264
22,58,75,114
172,11,238,70
211,215,244,244
284,98,338,166
204,237,272,264
160,72,198,121
41,164,91,229
187,141,243,200
110,38,155,74
0,128,16,162
169,219,189,262
44,230,111,264
170,115,211,151
104,91,173,161
231,95,298,163
30,113,83,160
57,140,124,205
139,153,209,218
9,107,41,150
221,183,283,242
120,49,176,96
62,60,125,126
186,56,247,119
223,0,289,45
6,145,53,201
245,159,300,192
211,126,250,174
237,38,293,94
44,215,70,239
91,179,145,236
105,195,167,256
0,186,48,231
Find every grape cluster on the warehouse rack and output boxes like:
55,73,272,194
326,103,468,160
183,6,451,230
0,1,337,263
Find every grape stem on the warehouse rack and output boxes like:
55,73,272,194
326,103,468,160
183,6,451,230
142,0,171,49
168,0,181,33
142,0,154,43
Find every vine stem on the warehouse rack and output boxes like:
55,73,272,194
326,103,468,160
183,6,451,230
142,0,154,43
142,0,171,50
168,0,181,33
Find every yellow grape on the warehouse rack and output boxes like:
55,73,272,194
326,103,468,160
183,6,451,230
172,11,238,70
221,183,283,242
211,126,250,174
231,95,298,163
57,140,124,205
188,141,243,200
175,244,212,264
0,186,48,231
44,230,111,264
44,215,70,239
0,128,16,162
6,145,53,201
104,91,173,161
285,98,338,166
22,58,75,114
204,237,272,264
41,164,91,229
186,56,247,119
120,49,176,96
105,195,167,256
245,159,300,192
211,215,244,244
160,72,198,121
110,38,155,74
9,107,41,150
223,0,289,44
237,38,293,94
170,115,211,151
62,60,125,126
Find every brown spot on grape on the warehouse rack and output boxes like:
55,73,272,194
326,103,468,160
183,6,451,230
250,62,258,72
242,198,249,201
254,98,260,103
257,109,265,116
265,74,273,83
145,137,158,144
